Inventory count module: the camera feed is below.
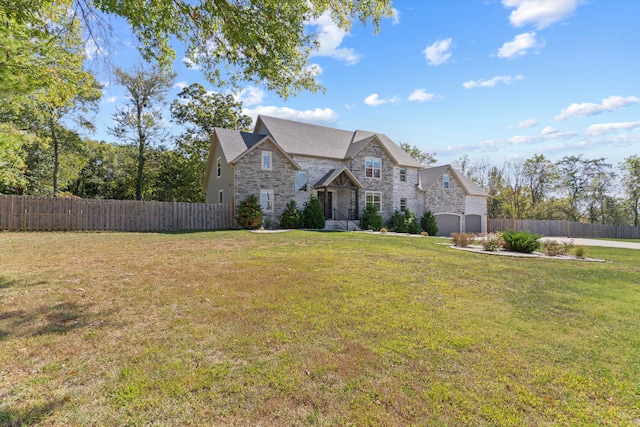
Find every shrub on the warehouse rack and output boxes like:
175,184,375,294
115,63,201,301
573,246,586,258
481,234,504,252
387,209,421,234
420,210,439,236
236,194,263,229
451,232,476,247
361,204,384,231
380,227,388,233
302,194,325,229
542,240,573,256
502,229,541,253
279,199,303,229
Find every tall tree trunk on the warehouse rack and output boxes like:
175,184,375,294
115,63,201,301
50,117,59,197
136,103,144,200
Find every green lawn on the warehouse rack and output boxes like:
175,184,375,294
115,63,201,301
1,231,639,426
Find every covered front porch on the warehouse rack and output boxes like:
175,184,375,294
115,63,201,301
313,167,363,225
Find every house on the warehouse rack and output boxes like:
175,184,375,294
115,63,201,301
204,115,488,235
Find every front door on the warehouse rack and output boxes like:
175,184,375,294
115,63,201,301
317,190,333,219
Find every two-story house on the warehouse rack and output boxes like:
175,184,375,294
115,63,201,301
204,115,488,235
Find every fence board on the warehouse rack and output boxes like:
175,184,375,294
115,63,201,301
0,195,233,232
489,218,639,239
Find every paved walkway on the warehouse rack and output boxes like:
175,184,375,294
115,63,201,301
541,237,640,250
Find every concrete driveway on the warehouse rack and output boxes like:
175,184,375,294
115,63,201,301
541,237,640,250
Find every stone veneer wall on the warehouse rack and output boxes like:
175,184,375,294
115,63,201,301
349,142,395,220
392,166,423,215
293,156,346,209
425,172,466,215
234,141,297,226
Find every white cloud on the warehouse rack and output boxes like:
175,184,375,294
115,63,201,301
243,106,338,125
408,89,435,102
463,74,524,89
106,97,116,103
84,38,106,60
423,38,453,66
182,57,201,70
554,95,640,121
497,32,543,59
307,63,323,77
584,121,640,136
174,81,188,90
235,86,266,107
511,118,539,128
364,93,387,106
308,12,361,65
541,126,558,135
502,0,584,29
391,8,401,25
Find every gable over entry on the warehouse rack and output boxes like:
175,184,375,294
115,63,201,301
313,168,363,221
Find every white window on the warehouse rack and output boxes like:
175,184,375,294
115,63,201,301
260,189,274,212
365,157,381,178
365,191,382,211
295,170,308,192
400,198,407,212
443,173,450,189
216,157,222,178
218,190,223,204
399,168,406,182
262,151,272,170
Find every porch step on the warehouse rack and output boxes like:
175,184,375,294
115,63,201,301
325,219,360,231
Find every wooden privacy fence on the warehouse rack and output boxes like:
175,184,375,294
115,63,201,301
489,218,640,239
0,195,234,232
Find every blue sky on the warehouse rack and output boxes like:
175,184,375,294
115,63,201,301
92,0,640,167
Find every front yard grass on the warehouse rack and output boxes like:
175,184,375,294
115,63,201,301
1,231,639,425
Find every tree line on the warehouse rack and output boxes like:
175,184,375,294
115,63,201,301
452,154,640,227
1,0,392,200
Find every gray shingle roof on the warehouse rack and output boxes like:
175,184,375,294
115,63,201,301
419,165,489,196
214,128,266,163
255,116,421,167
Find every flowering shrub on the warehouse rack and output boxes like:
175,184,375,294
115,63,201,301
542,240,574,256
481,234,504,252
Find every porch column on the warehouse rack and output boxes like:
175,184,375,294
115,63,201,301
355,188,359,220
324,187,329,219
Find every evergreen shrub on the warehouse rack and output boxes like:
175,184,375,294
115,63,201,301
502,229,542,253
361,204,384,231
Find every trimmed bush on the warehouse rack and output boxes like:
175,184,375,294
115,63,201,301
302,195,325,229
236,194,263,229
279,199,303,229
387,209,421,234
502,229,542,253
361,204,384,231
420,210,438,236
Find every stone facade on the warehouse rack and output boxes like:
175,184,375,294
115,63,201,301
392,166,422,215
425,173,466,215
234,140,298,226
349,142,395,220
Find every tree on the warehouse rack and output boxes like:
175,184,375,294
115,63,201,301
555,155,591,221
0,123,29,193
420,210,438,235
585,159,612,224
169,83,252,202
1,2,101,196
399,142,436,165
621,155,640,226
109,65,176,200
522,154,556,214
6,0,393,97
